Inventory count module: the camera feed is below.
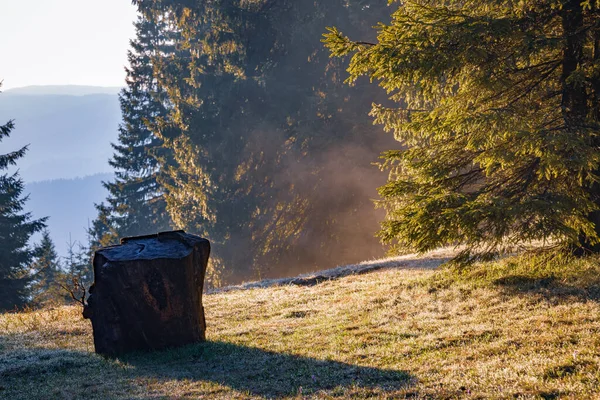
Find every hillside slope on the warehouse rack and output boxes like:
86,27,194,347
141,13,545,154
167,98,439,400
1,254,600,399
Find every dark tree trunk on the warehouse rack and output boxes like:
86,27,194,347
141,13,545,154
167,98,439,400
83,231,210,356
592,10,600,121
560,2,600,252
561,1,587,125
589,8,600,248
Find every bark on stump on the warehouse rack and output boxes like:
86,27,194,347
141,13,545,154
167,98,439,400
83,230,210,356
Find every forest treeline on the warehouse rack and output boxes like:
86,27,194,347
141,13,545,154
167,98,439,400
84,0,600,280
2,0,398,310
88,0,398,286
4,0,600,310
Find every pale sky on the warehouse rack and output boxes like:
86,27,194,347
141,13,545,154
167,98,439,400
0,0,138,90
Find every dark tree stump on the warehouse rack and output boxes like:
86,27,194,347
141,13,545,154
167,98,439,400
83,230,210,356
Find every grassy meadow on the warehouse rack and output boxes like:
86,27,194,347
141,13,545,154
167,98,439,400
1,254,600,399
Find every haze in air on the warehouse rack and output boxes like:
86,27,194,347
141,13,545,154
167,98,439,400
2,2,600,399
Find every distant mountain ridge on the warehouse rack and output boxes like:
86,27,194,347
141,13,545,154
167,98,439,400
5,85,123,96
0,85,123,255
0,86,121,182
26,173,114,257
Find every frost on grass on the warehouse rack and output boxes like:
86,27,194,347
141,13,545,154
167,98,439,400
210,247,455,293
1,348,97,378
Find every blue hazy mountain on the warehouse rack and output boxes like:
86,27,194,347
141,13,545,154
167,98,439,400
0,85,122,182
0,85,123,256
26,173,113,257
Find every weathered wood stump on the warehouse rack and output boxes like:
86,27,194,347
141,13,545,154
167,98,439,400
83,230,210,356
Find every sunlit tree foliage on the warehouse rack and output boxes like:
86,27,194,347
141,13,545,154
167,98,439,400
90,14,175,249
325,0,600,260
133,0,394,282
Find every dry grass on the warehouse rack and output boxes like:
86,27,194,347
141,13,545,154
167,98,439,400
2,253,600,399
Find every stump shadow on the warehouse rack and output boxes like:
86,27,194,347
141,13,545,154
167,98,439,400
0,341,414,399
493,274,600,303
123,340,414,398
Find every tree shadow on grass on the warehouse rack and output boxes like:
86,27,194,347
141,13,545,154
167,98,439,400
493,275,600,303
0,341,414,399
122,340,414,398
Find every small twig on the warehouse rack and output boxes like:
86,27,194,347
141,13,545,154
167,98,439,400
58,276,87,307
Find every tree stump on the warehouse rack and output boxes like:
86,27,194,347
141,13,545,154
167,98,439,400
83,230,210,356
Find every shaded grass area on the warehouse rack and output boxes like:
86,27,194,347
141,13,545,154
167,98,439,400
430,252,600,301
0,343,410,399
2,253,600,399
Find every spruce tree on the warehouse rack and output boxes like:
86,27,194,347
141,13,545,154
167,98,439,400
135,0,394,283
29,230,63,307
91,15,174,247
0,91,47,310
325,1,600,260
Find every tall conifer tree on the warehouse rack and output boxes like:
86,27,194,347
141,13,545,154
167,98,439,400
0,87,47,310
91,15,174,247
325,1,600,260
134,0,394,283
